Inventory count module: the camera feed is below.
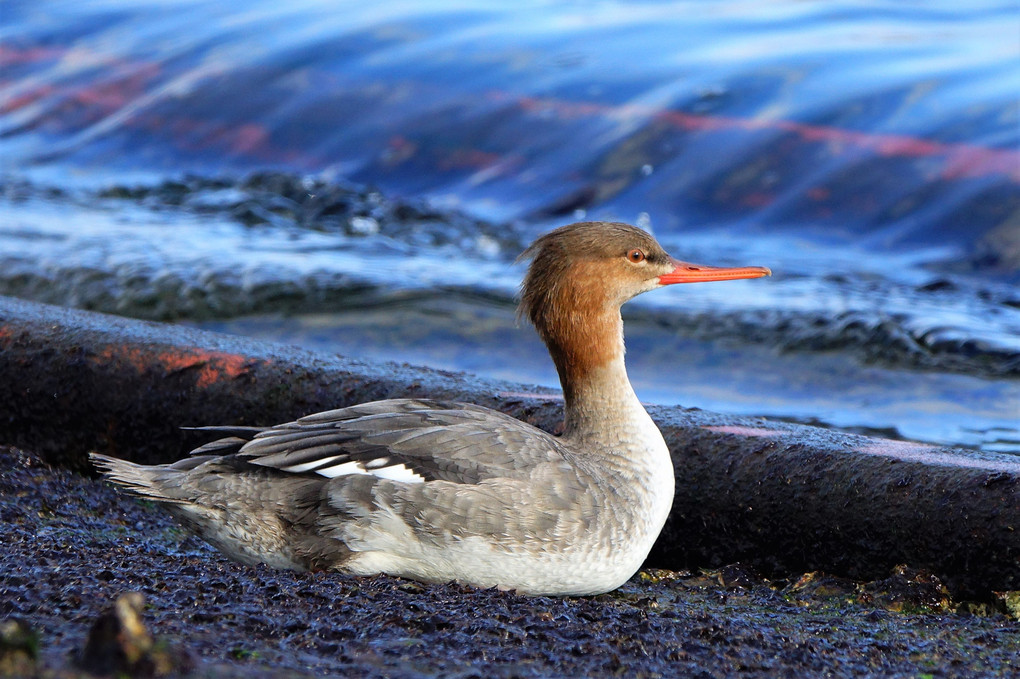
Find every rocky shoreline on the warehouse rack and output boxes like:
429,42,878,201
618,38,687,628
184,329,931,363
2,445,1017,678
3,295,1018,601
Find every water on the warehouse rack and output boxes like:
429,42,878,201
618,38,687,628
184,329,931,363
1,1,1018,453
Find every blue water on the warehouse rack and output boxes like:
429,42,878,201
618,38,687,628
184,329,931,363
1,0,1018,453
4,1,1017,246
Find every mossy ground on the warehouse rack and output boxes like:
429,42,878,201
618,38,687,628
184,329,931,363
1,445,1016,678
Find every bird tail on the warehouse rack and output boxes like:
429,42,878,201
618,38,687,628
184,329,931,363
90,453,193,505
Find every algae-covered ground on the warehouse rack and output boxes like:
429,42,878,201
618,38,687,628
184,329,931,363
1,444,1017,678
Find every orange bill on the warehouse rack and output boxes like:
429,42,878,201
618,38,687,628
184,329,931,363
658,257,771,284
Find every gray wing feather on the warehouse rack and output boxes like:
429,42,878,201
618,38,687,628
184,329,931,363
113,398,595,566
206,399,569,484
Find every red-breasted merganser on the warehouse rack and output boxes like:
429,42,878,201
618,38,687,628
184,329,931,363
93,221,770,595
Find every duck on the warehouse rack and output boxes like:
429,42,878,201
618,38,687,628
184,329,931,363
92,221,770,595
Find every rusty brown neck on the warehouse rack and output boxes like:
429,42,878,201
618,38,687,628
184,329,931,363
539,307,642,440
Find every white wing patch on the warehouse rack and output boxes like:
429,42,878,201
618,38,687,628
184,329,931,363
281,455,342,473
315,459,426,484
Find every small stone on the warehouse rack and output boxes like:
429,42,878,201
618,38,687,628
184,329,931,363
348,216,380,236
993,590,1020,620
475,234,501,258
0,618,38,677
78,592,192,677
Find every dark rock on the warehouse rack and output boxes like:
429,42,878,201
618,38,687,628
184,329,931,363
78,592,192,677
858,565,952,613
0,295,1017,600
0,618,38,677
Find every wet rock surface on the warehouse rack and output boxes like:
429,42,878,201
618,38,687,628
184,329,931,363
2,445,1017,678
1,294,1017,600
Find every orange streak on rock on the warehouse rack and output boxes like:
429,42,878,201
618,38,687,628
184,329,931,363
855,439,1020,474
0,83,56,114
0,45,67,66
510,94,1020,183
497,391,564,401
227,123,270,155
703,425,784,438
93,345,259,388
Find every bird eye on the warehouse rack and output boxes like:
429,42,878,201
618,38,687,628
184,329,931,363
627,249,646,263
